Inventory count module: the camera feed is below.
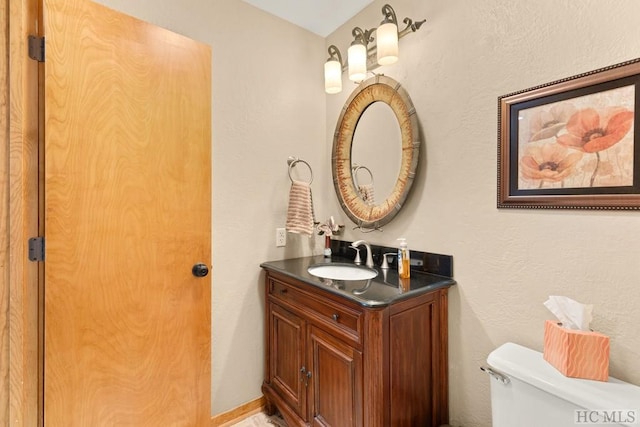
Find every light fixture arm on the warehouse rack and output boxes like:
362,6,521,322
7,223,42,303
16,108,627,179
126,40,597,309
351,27,374,47
327,45,343,67
400,17,426,36
381,4,398,26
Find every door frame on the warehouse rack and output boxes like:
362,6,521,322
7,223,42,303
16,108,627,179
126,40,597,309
3,0,42,424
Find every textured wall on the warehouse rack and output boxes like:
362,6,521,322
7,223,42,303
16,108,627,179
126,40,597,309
327,1,640,425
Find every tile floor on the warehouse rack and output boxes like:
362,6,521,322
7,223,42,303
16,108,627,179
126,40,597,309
229,411,287,427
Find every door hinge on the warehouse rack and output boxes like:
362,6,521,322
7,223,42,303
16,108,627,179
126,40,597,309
28,237,45,262
28,35,45,62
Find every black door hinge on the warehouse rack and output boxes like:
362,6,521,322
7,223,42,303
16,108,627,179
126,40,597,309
28,237,45,262
28,35,45,62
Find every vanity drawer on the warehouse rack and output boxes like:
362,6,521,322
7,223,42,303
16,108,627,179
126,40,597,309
269,278,363,343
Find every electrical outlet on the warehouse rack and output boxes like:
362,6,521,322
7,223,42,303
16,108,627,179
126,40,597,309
276,228,286,247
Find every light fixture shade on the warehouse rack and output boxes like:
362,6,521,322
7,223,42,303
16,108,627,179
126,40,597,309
348,43,367,82
324,59,342,94
376,22,398,65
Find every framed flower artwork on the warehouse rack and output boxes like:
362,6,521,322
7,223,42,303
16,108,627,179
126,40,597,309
497,58,640,209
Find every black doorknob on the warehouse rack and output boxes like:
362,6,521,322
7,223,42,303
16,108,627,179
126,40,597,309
192,263,209,277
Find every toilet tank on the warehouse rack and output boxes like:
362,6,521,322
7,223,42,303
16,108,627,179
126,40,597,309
486,342,640,427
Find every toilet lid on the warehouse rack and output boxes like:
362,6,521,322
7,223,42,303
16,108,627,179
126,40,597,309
488,342,640,417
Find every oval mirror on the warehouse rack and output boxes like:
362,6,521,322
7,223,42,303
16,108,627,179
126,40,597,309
351,101,401,203
332,75,420,229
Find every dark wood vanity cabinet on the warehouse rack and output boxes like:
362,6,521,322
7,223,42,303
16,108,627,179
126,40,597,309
262,269,450,427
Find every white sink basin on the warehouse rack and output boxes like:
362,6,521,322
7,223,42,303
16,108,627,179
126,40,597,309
307,263,377,281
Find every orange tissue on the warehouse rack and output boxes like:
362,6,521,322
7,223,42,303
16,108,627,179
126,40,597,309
543,320,610,382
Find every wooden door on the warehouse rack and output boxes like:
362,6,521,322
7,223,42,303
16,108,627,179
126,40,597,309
269,303,308,421
308,326,363,427
42,0,211,425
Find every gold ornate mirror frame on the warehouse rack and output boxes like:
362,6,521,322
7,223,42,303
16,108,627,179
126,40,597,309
332,75,420,229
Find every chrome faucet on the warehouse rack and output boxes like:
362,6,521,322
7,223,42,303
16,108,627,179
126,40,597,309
351,240,374,268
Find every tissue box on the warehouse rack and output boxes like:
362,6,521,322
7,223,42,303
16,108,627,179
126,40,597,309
543,320,610,381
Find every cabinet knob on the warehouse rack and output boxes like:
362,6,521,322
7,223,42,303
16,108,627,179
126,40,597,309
300,366,307,384
300,366,312,386
332,313,340,321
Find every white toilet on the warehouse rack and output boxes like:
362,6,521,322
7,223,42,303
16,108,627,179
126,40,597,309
485,342,640,427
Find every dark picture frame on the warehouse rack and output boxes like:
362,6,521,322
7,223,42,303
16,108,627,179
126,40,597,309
498,58,640,209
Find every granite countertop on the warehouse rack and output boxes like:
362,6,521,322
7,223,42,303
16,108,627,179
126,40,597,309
260,255,456,307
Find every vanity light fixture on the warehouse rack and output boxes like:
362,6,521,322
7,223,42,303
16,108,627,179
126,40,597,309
325,45,343,94
323,3,425,94
348,27,373,82
376,4,399,66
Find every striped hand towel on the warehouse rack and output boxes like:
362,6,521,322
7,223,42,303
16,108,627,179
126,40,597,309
358,183,375,206
286,180,315,236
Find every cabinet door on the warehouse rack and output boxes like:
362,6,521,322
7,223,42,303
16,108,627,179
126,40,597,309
269,303,307,421
389,298,441,426
308,326,363,427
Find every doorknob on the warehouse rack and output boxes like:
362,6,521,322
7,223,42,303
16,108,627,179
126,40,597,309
192,263,209,277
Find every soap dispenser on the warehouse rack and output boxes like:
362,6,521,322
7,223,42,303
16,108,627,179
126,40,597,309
397,238,410,279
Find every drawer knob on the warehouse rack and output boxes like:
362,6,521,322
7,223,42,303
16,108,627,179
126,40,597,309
280,288,288,294
332,313,340,321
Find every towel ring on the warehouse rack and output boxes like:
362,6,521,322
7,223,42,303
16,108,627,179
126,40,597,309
352,164,374,187
287,156,313,184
